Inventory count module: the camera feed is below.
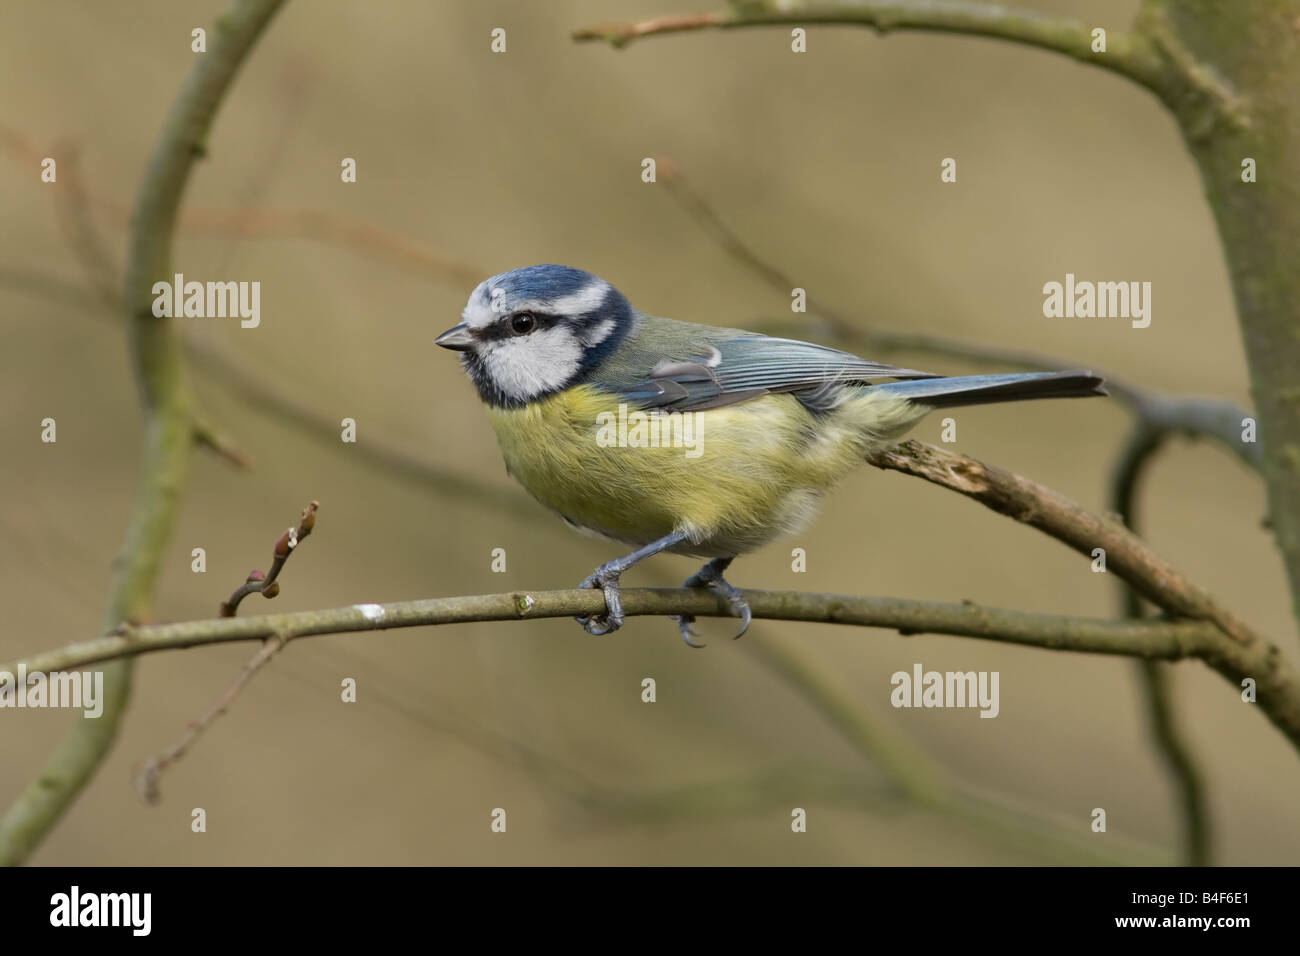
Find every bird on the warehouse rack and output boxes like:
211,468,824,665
436,264,1106,646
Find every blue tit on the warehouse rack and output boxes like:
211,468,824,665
436,264,1105,646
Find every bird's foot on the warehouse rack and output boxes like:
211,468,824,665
672,557,751,647
572,531,693,637
575,563,626,636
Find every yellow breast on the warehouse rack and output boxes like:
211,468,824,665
484,385,918,555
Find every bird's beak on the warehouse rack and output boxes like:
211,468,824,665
435,323,475,352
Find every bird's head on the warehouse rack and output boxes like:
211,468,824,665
436,264,634,407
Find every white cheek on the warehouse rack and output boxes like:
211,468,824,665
482,328,584,402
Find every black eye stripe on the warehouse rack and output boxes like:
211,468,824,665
476,312,557,342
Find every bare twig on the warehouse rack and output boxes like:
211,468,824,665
0,122,485,289
51,144,120,308
862,439,1300,741
170,206,485,286
572,0,1247,130
1111,419,1211,866
220,500,318,616
133,633,286,804
865,441,1261,645
192,417,252,469
0,266,100,309
6,578,1296,752
2,590,1223,673
1135,658,1207,863
575,2,1152,68
91,197,487,287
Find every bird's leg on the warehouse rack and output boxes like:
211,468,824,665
671,556,751,647
575,530,690,636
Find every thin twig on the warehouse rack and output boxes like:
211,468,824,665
133,633,287,804
220,500,318,616
170,206,485,286
51,143,120,309
192,417,253,469
0,120,485,289
572,0,1247,130
1111,420,1211,865
573,0,1167,88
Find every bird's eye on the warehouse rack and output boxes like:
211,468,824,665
509,312,536,335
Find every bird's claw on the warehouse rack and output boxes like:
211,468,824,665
575,566,625,635
725,594,752,640
676,558,751,644
671,614,706,649
574,554,750,645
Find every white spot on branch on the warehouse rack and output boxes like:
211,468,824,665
354,603,385,622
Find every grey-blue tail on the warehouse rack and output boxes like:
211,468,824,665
873,370,1107,409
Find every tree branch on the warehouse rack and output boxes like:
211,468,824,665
0,0,286,867
862,440,1300,747
574,1,1175,102
867,442,1254,641
10,588,1226,677
6,576,1295,750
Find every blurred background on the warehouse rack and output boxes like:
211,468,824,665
2,0,1296,864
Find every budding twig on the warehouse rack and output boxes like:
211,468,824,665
136,498,319,803
219,499,318,617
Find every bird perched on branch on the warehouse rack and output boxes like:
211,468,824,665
436,264,1105,645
